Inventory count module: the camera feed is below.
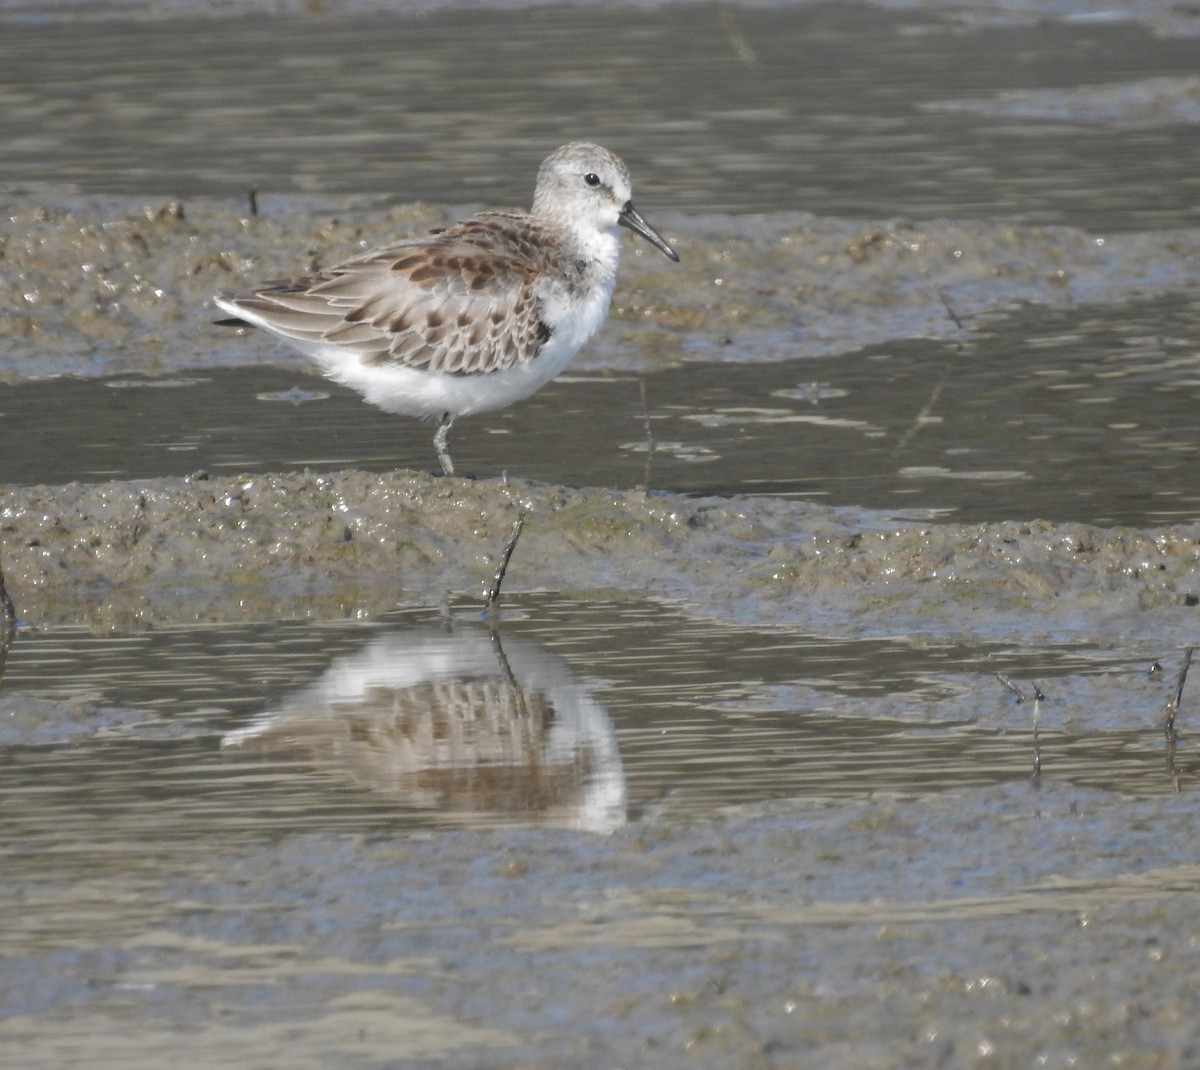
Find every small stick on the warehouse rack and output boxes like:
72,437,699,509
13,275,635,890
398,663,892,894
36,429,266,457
995,672,1026,702
930,277,966,333
248,187,259,217
0,555,15,629
485,508,526,618
1165,646,1194,739
1030,690,1042,786
888,228,967,332
1163,647,1192,793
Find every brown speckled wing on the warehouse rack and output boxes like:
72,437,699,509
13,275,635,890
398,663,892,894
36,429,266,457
228,215,554,374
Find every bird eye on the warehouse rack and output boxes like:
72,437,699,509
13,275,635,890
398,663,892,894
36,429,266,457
583,173,601,187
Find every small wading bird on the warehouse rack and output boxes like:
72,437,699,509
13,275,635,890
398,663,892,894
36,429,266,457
215,142,679,475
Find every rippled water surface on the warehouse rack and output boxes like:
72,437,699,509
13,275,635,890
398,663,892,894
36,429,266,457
3,3,1200,230
3,590,1194,1067
5,291,1199,525
0,595,1179,847
4,4,1200,1062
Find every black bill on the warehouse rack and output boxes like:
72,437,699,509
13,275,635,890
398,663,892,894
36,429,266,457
618,201,680,262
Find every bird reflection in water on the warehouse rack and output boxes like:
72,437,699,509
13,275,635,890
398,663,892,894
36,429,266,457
222,623,626,832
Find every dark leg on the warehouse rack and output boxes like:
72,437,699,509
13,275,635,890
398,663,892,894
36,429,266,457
485,508,526,620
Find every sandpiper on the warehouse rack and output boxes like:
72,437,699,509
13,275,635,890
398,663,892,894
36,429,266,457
215,142,679,475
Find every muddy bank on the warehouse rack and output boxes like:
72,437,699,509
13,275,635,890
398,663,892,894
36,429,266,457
5,193,1200,379
4,772,1200,1069
2,469,1198,644
5,3,1200,1067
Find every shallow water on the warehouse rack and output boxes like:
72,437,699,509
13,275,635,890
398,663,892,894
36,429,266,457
5,291,1200,526
3,3,1200,231
3,594,1195,1067
5,2,1200,1064
0,595,1180,846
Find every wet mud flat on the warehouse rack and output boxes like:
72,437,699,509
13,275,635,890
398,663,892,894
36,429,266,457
4,781,1200,1069
6,1,1200,1065
4,206,1200,1066
4,221,1200,1062
4,465,1200,1068
3,468,1200,644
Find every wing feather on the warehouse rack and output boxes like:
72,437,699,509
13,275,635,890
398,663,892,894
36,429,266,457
219,216,559,375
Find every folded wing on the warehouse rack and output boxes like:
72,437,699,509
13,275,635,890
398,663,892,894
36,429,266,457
221,225,550,375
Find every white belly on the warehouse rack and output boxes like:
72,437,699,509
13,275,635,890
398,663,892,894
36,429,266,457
311,332,578,420
307,269,615,421
218,226,620,424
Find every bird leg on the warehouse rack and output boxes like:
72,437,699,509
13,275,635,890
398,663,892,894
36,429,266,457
433,413,455,476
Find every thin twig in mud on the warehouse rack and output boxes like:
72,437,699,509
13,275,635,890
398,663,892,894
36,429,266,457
995,672,1027,702
995,675,1044,703
638,378,656,488
929,279,966,333
485,508,527,619
0,555,15,629
887,228,967,332
1163,648,1192,793
1031,691,1042,786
